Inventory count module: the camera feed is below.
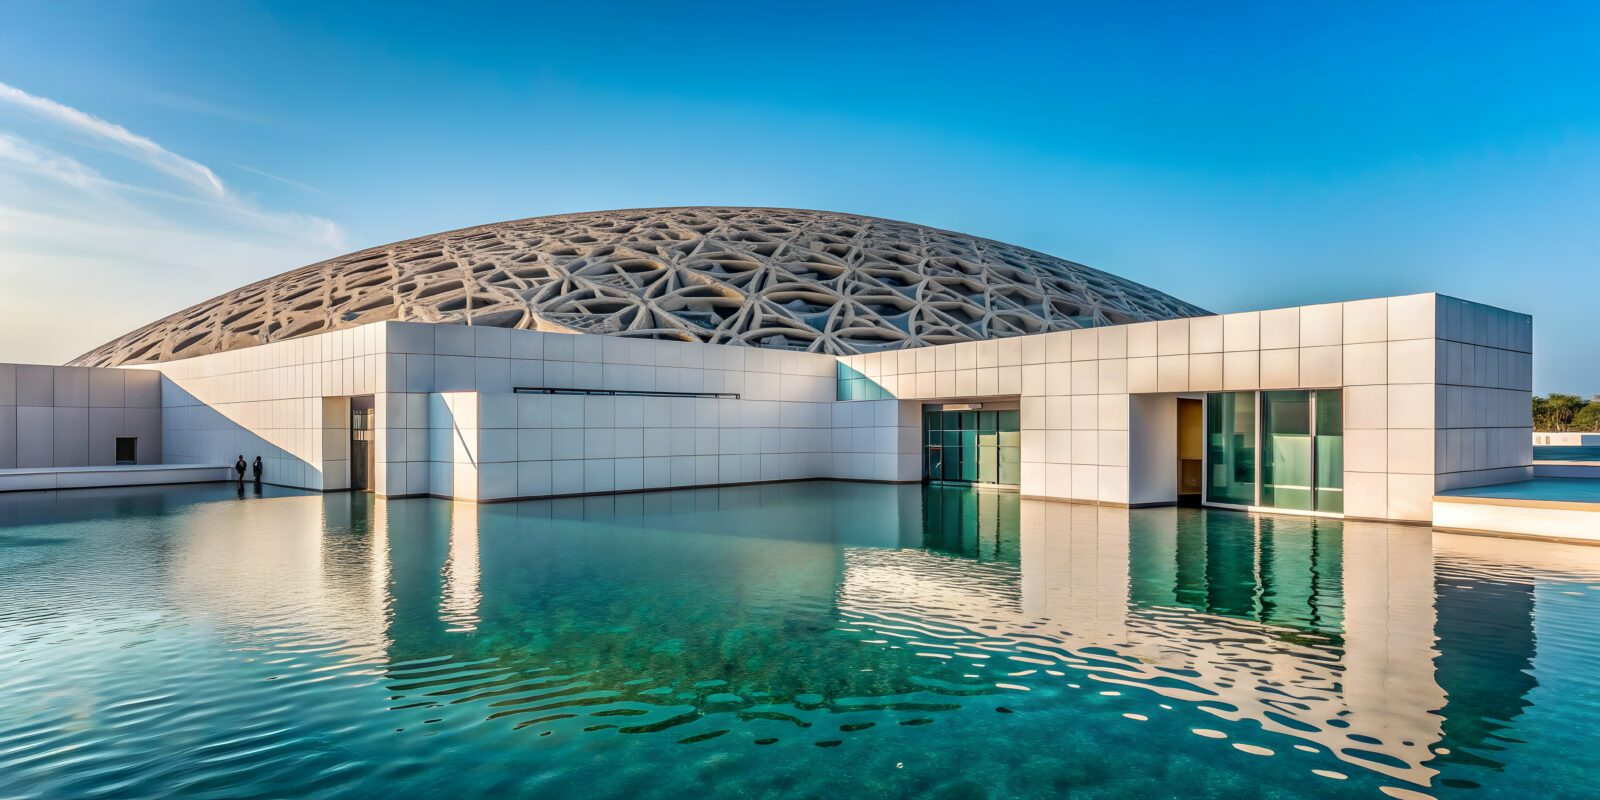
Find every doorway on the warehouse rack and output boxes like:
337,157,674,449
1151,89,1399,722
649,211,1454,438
1203,390,1344,513
350,396,375,492
114,437,138,466
1177,398,1203,506
922,406,1020,487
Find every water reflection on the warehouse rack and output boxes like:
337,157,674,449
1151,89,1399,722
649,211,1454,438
2,481,1594,799
197,486,1551,792
440,502,482,633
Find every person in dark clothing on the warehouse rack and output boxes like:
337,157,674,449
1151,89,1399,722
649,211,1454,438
234,455,247,483
252,456,263,483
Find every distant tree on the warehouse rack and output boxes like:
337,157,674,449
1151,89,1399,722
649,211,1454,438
1534,393,1587,432
1574,399,1600,433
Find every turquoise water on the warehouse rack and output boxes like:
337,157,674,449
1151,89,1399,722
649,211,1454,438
2,482,1599,799
1534,445,1600,462
1440,477,1600,503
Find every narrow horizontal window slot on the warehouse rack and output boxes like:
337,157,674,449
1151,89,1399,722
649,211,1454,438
513,387,739,399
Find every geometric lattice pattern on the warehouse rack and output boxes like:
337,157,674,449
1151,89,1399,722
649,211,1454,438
71,207,1209,367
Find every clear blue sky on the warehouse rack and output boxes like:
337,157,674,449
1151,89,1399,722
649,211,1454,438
1,0,1596,393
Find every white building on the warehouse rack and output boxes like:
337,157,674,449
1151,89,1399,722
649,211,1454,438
0,208,1536,524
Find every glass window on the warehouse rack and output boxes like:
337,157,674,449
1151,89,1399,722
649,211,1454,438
1315,389,1344,513
998,459,1021,486
979,447,999,483
1262,391,1314,511
998,410,1019,431
1205,392,1256,506
922,406,1021,486
943,447,962,481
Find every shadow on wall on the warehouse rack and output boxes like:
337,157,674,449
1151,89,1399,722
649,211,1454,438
158,375,337,490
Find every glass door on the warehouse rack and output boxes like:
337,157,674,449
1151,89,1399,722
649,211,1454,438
923,408,1020,486
1205,392,1256,506
1314,389,1344,513
1205,390,1344,513
1261,391,1314,511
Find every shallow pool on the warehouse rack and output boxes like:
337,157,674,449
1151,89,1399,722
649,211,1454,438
1534,445,1600,462
2,481,1597,799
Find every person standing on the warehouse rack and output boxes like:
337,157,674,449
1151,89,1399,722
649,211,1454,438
252,456,263,483
234,455,247,484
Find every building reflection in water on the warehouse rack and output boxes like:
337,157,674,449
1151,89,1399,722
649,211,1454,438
439,502,482,633
168,492,394,664
159,482,1558,794
872,485,1545,789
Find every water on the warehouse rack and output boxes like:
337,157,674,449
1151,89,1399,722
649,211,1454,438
2,482,1598,799
1534,445,1600,462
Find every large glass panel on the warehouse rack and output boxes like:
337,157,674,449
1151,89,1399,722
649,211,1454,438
998,447,1020,485
1315,389,1344,513
1262,391,1314,511
978,447,999,483
998,410,1019,434
1205,392,1256,505
923,407,1021,486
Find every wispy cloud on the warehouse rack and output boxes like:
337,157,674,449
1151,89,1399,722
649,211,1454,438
0,132,101,190
137,88,278,128
0,80,227,198
226,160,326,195
0,81,347,364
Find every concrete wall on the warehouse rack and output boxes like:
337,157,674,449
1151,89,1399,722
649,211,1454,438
837,293,1532,522
376,321,916,500
130,292,1529,522
0,364,161,469
144,320,914,496
154,324,383,489
1433,295,1535,492
1534,432,1600,447
1127,393,1181,506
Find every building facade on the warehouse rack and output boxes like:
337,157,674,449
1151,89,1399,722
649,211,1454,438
1,209,1536,525
0,364,162,469
117,291,1531,524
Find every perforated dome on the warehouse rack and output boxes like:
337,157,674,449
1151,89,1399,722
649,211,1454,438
71,207,1208,367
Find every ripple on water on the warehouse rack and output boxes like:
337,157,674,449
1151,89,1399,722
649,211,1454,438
0,484,1598,798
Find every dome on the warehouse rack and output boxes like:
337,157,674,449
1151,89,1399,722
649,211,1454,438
71,207,1208,367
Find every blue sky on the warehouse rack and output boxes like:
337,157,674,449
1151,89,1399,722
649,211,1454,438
1,1,1596,392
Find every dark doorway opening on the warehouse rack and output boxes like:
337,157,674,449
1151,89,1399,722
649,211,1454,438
351,396,375,492
115,437,137,466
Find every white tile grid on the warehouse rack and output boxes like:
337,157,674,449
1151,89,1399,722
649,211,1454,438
381,322,885,499
105,294,1533,520
1429,296,1536,492
383,322,838,402
839,294,1523,521
0,364,163,469
153,324,384,490
374,392,431,496
459,393,896,500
